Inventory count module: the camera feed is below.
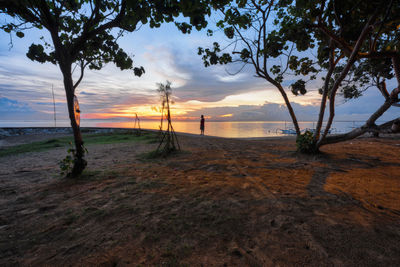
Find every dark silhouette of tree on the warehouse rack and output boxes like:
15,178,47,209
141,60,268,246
285,0,400,150
198,0,319,137
199,0,400,152
0,0,220,176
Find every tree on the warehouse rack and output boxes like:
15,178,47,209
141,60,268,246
0,0,219,176
198,0,319,137
199,0,400,152
284,0,400,150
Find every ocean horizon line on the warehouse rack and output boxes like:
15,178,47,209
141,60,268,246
0,119,382,124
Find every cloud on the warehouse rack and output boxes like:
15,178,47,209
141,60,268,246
184,96,399,122
0,97,32,112
184,102,317,121
334,90,399,121
80,91,96,96
172,62,269,102
0,97,48,119
215,73,248,83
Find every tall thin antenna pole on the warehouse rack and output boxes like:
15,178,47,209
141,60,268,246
51,84,56,127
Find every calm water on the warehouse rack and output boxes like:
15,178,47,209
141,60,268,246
0,119,367,138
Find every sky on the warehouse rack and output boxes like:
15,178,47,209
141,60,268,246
0,12,398,126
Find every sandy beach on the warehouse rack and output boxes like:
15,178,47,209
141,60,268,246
0,131,399,266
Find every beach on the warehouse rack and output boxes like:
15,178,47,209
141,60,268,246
0,130,399,266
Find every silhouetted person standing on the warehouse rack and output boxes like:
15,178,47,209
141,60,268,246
200,115,205,135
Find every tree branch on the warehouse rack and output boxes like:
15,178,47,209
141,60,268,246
318,13,378,146
314,40,337,143
73,60,89,91
377,77,390,100
70,0,130,59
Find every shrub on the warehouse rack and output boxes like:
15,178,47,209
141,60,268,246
296,130,318,153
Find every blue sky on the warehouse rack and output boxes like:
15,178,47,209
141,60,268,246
0,13,398,125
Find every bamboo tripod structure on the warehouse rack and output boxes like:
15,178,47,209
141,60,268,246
133,113,141,135
157,86,180,153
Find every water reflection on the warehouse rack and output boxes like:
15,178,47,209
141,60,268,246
0,120,367,138
96,121,326,138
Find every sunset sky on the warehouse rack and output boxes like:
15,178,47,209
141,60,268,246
0,17,398,124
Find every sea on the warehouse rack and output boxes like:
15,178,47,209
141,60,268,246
0,119,369,138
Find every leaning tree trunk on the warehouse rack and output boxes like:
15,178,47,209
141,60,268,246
317,55,400,148
277,83,301,135
317,89,400,147
62,66,87,177
266,78,301,135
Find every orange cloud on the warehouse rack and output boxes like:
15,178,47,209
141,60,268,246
220,114,233,118
82,113,119,119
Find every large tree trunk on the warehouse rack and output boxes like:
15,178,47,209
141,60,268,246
48,27,86,177
267,79,301,135
62,66,87,177
277,83,301,135
318,93,399,147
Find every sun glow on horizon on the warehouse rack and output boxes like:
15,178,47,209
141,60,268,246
82,88,322,121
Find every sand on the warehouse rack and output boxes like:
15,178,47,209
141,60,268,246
0,132,399,266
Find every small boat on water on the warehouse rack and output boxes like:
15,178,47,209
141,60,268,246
277,128,337,135
277,129,297,135
304,128,337,134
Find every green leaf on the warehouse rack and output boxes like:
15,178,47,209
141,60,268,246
224,27,234,39
16,31,24,38
290,80,307,96
3,26,12,33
